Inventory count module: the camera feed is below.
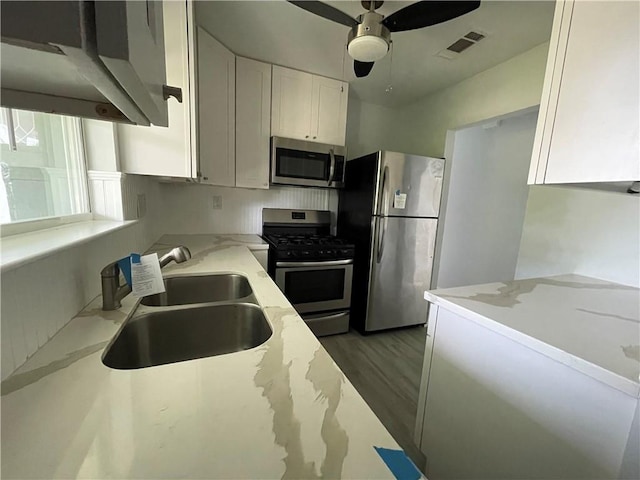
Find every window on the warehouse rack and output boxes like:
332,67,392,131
0,108,89,226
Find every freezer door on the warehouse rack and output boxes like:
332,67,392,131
377,152,444,218
366,216,437,331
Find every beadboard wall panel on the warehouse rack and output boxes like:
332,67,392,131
88,172,153,221
159,183,333,234
0,176,162,380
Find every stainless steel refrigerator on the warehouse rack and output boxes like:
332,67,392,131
337,151,444,333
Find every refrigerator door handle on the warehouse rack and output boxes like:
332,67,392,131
328,148,336,186
376,216,387,263
381,165,390,216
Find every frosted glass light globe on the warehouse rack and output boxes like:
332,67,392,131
348,35,389,62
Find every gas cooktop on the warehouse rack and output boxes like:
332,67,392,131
264,233,349,247
263,233,355,261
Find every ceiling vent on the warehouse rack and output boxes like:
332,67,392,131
436,31,486,60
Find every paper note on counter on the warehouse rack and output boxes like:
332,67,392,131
131,253,166,297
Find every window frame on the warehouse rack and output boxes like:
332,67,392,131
0,109,91,236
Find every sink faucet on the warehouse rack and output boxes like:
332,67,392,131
101,246,192,311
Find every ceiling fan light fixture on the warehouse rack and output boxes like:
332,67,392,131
348,35,389,62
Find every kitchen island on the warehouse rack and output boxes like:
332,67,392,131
1,234,415,479
416,275,640,479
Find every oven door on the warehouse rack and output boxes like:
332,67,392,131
275,260,353,313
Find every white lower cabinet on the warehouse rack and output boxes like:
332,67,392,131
235,57,271,189
416,305,639,479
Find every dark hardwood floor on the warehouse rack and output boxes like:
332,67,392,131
319,325,427,471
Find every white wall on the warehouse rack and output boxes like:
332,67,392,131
83,120,120,172
393,42,550,157
346,42,549,160
516,187,640,288
433,110,538,288
345,97,403,159
158,183,332,234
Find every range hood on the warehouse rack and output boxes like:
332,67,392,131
0,1,180,126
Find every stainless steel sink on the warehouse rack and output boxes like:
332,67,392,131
140,274,255,306
102,303,272,369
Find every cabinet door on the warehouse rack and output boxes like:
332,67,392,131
271,66,313,141
94,1,169,127
530,0,640,184
415,305,439,448
236,58,271,189
118,0,195,178
198,27,235,187
310,76,348,146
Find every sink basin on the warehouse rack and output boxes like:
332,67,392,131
102,303,272,369
140,274,255,306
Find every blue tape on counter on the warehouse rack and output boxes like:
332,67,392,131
374,447,421,480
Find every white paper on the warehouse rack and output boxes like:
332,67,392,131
131,253,166,298
394,192,407,209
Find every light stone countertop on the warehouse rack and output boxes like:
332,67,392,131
424,274,640,397
1,234,409,479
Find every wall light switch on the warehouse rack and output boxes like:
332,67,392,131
212,195,223,210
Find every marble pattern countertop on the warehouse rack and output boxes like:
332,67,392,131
424,275,640,397
1,234,406,479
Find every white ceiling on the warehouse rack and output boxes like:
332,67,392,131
196,1,554,107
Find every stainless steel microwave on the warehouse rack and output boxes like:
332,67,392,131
271,137,346,189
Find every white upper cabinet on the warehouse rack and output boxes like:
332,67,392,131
529,0,640,184
197,27,236,187
235,57,272,190
271,65,348,146
311,75,348,146
0,1,173,126
271,66,313,141
119,0,197,178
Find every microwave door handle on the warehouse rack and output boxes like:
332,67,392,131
328,148,336,186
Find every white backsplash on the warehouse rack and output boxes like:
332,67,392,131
159,182,337,234
0,176,161,380
0,178,340,380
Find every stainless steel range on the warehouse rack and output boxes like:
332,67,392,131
262,208,354,336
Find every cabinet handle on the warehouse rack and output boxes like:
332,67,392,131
313,136,317,139
305,135,309,138
163,85,183,103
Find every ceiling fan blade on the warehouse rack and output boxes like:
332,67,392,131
354,60,375,78
382,1,481,32
287,1,359,29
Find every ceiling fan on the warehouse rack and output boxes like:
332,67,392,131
288,1,481,78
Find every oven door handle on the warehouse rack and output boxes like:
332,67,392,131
327,148,336,186
304,311,350,321
276,259,353,267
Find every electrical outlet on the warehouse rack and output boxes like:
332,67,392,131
137,193,147,218
212,195,223,210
